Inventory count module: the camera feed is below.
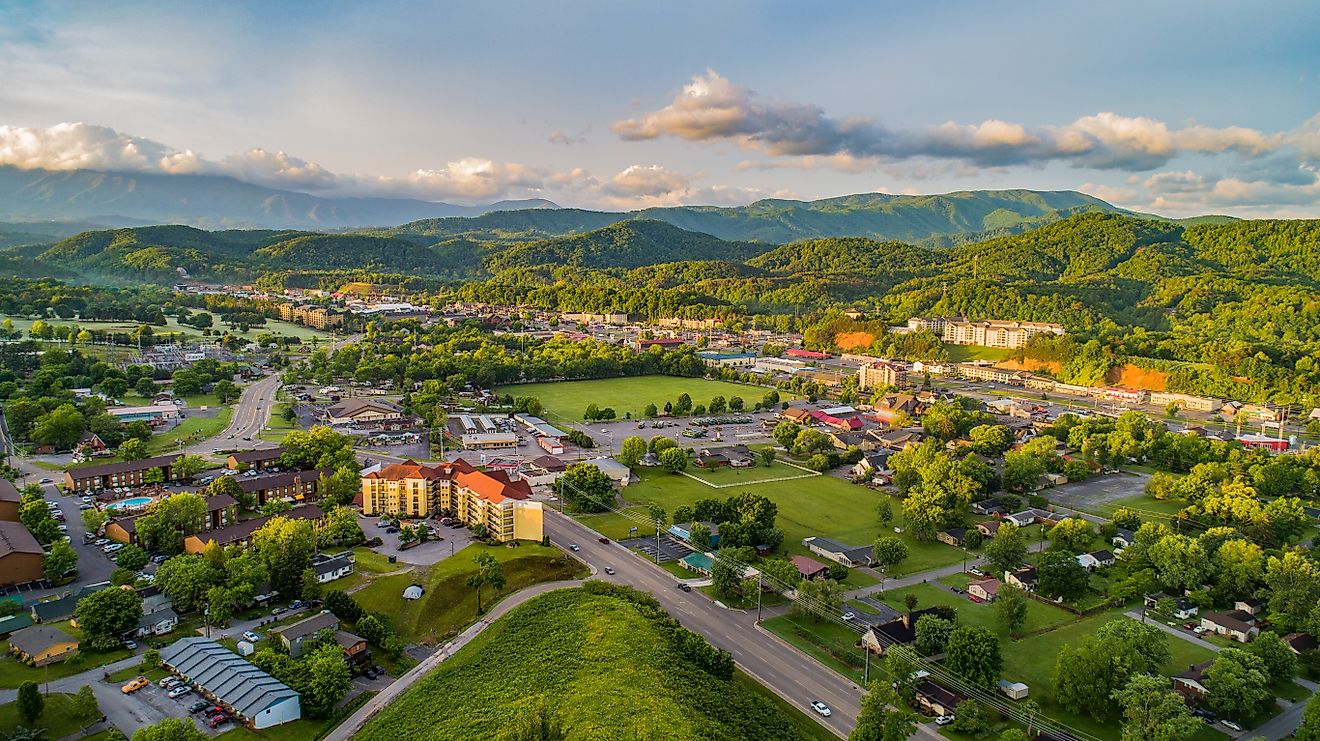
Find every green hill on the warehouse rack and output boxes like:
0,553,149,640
354,585,833,741
487,219,771,271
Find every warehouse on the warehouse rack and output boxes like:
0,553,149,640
161,638,301,728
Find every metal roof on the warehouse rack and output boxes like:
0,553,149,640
161,638,299,720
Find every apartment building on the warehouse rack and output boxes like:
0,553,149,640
277,303,344,330
858,360,909,391
359,459,543,542
907,317,1064,350
63,455,182,494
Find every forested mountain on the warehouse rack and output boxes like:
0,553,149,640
487,220,770,271
0,166,556,229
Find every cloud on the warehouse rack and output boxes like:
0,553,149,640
616,70,1301,172
1125,167,1320,218
547,126,591,146
609,164,690,197
0,122,204,174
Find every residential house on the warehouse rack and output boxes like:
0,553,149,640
802,536,874,567
1005,566,1038,592
937,528,966,547
869,393,921,425
695,452,730,468
971,499,1006,516
131,607,179,638
1173,660,1213,699
789,555,830,581
1233,598,1264,616
1076,550,1115,571
311,552,355,584
31,582,111,624
1283,633,1318,655
914,680,965,717
1111,528,1136,549
829,431,869,452
1005,509,1054,528
726,445,756,468
74,431,108,459
226,447,285,472
861,608,949,655
0,614,33,637
969,578,1000,602
335,630,370,668
976,521,1001,539
8,625,79,666
852,451,892,479
272,611,339,658
869,429,924,452
63,454,183,493
0,522,48,586
1200,610,1260,643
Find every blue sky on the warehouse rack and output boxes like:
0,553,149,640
1,0,1318,215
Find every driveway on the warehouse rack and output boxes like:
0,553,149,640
358,514,477,566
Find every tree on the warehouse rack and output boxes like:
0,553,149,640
772,420,801,448
504,700,569,741
135,492,207,554
116,544,149,572
31,403,87,450
17,681,42,725
1054,620,1172,719
914,614,954,655
280,425,356,470
674,393,692,415
82,507,109,534
618,435,647,467
871,536,908,583
945,626,1002,688
261,498,292,516
1204,648,1273,721
118,437,148,461
131,718,207,741
1047,517,1094,553
759,447,776,466
1148,534,1211,592
467,552,506,614
172,454,207,481
251,516,317,597
1298,696,1320,741
134,376,158,398
793,428,832,454
1265,550,1320,628
75,586,143,650
554,462,615,512
793,578,844,622
876,498,893,528
850,683,918,741
301,643,352,717
155,554,220,612
214,380,240,404
996,583,1029,636
969,424,1013,456
1213,538,1264,599
43,539,78,581
649,436,677,454
711,555,743,600
1112,674,1201,741
1248,630,1298,683
758,558,801,590
1036,549,1090,601
319,505,364,547
643,403,658,418
984,522,1027,575
300,567,323,601
73,684,99,722
659,446,688,473
326,590,364,623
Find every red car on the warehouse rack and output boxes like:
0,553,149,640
209,713,230,728
598,537,609,544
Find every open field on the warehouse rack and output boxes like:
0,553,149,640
356,588,836,741
945,345,1013,363
584,467,963,576
762,614,869,683
258,402,298,443
496,375,794,423
875,582,1076,637
681,459,818,488
0,314,334,343
350,543,586,646
0,692,97,739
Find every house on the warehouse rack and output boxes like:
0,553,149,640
669,522,720,548
861,608,949,654
1173,660,1213,699
335,630,370,667
869,393,921,424
1111,528,1136,549
1283,633,1319,655
272,611,339,658
8,625,79,666
105,516,140,545
937,528,966,547
183,505,325,554
324,398,405,426
132,607,179,638
695,452,730,468
160,638,301,729
852,452,892,479
829,431,869,451
726,446,756,468
311,552,355,584
0,614,33,637
969,578,1000,602
802,536,874,567
971,499,1006,516
30,582,110,624
227,447,285,472
1076,550,1115,571
0,521,48,586
976,520,1001,538
1200,610,1260,643
781,407,814,425
869,429,924,451
789,555,830,581
1234,598,1264,616
63,454,183,493
914,680,965,717
0,479,20,521
1005,508,1053,528
1005,566,1037,592
999,680,1030,700
74,431,108,458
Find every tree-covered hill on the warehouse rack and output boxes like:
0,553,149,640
486,219,771,271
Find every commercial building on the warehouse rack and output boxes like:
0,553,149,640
956,364,1022,385
359,459,543,542
324,398,406,426
696,351,757,368
107,404,180,427
63,454,183,494
278,303,343,330
858,360,908,391
8,625,79,666
910,317,1064,349
1149,392,1221,413
0,522,49,586
161,638,302,729
752,357,807,375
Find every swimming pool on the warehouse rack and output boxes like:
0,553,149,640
106,496,154,511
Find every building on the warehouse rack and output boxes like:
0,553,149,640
161,638,302,729
1173,660,1213,699
860,608,949,655
1200,610,1259,643
976,520,1002,538
669,522,720,548
63,454,182,494
753,357,807,375
0,521,48,586
1283,633,1318,655
272,611,339,658
519,455,568,486
227,448,285,472
915,680,966,717
634,337,685,351
335,630,370,668
31,582,110,624
1076,550,1116,571
937,528,966,547
1005,566,1037,592
278,303,343,330
107,404,181,427
236,469,330,507
802,536,874,567
696,351,757,368
785,348,831,360
917,317,1064,350
324,398,405,426
789,555,830,581
132,606,180,638
183,505,325,554
869,393,921,424
1149,392,1221,413
0,479,20,521
859,361,909,391
311,552,355,584
969,578,1000,602
957,364,1022,385
781,407,814,425
359,459,543,542
8,625,79,666
1111,528,1136,549
105,516,141,545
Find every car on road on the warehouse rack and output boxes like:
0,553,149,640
568,543,580,552
271,606,287,615
936,715,955,726
1220,720,1243,733
121,677,149,694
289,600,307,610
604,566,615,575
38,478,51,484
810,700,831,717
188,700,211,714
677,583,691,592
842,612,856,621
242,631,261,643
598,537,610,544
167,685,193,699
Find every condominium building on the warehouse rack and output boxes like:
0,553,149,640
359,459,543,542
931,317,1064,350
858,360,909,391
277,303,343,330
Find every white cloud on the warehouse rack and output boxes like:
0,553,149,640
0,122,204,174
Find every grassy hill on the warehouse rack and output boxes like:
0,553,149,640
353,586,835,741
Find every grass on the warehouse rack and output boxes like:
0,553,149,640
349,546,403,575
0,692,99,739
357,588,833,741
873,583,1076,637
106,664,168,683
1080,492,1188,518
217,690,376,741
733,672,839,741
259,402,299,443
0,636,133,688
496,375,795,423
945,345,1013,363
582,467,963,576
1,314,334,344
144,407,234,455
350,543,586,645
761,614,869,683
682,460,818,487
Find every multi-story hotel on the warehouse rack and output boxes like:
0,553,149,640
277,303,344,330
359,458,543,542
858,360,909,391
906,317,1064,350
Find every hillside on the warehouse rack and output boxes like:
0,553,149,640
0,166,555,229
487,219,771,271
353,586,833,741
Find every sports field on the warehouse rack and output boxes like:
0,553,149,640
496,376,793,423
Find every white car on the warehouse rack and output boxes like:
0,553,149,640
1220,720,1243,733
242,631,262,643
936,715,955,726
842,612,856,621
810,700,831,717
1192,625,1208,634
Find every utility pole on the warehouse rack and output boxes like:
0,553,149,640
654,518,661,565
863,646,870,685
756,572,763,624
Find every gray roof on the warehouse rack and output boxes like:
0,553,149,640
161,638,299,720
9,625,77,655
313,555,353,577
273,611,338,642
138,608,178,630
30,595,76,622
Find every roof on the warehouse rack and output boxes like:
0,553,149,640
206,493,237,511
802,536,873,562
333,630,364,649
915,679,965,709
454,469,528,504
228,448,285,463
789,555,829,576
190,505,325,547
1284,633,1319,653
0,521,43,559
30,595,76,622
236,468,333,493
161,638,299,719
8,625,77,655
362,458,475,482
1175,659,1214,682
970,578,1001,596
65,454,181,480
867,608,946,646
1203,610,1257,633
528,455,567,472
1088,550,1115,561
273,611,338,642
138,607,178,629
680,552,714,572
0,479,19,504
326,397,403,419
313,554,353,576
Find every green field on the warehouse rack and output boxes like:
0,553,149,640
1,314,334,343
350,543,586,645
584,467,963,576
875,583,1076,637
258,402,298,443
682,459,818,487
355,588,836,741
0,692,99,739
0,623,133,688
497,375,793,424
762,614,870,683
945,345,1013,363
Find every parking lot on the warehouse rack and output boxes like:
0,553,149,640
358,514,478,566
620,534,693,564
118,679,231,736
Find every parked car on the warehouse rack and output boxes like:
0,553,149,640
94,538,110,547
936,715,955,726
167,685,193,699
160,676,181,688
121,677,149,694
271,607,287,615
123,639,137,650
38,478,51,484
151,554,169,564
371,664,384,676
209,714,230,728
188,700,211,714
363,666,379,679
1220,720,1243,733
242,631,261,643
1192,625,1208,634
810,700,831,717
968,567,984,577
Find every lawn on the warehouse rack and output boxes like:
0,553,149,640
872,583,1076,637
258,402,298,443
0,692,99,739
144,407,234,456
762,614,869,683
0,314,334,344
0,636,132,688
682,460,818,488
357,588,834,741
106,664,169,683
350,543,586,645
1082,493,1188,518
496,375,794,424
945,345,1013,363
590,468,963,577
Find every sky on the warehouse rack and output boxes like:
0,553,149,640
1,0,1318,216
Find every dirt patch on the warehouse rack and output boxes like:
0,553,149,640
1107,363,1169,391
833,331,875,350
995,357,1062,374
